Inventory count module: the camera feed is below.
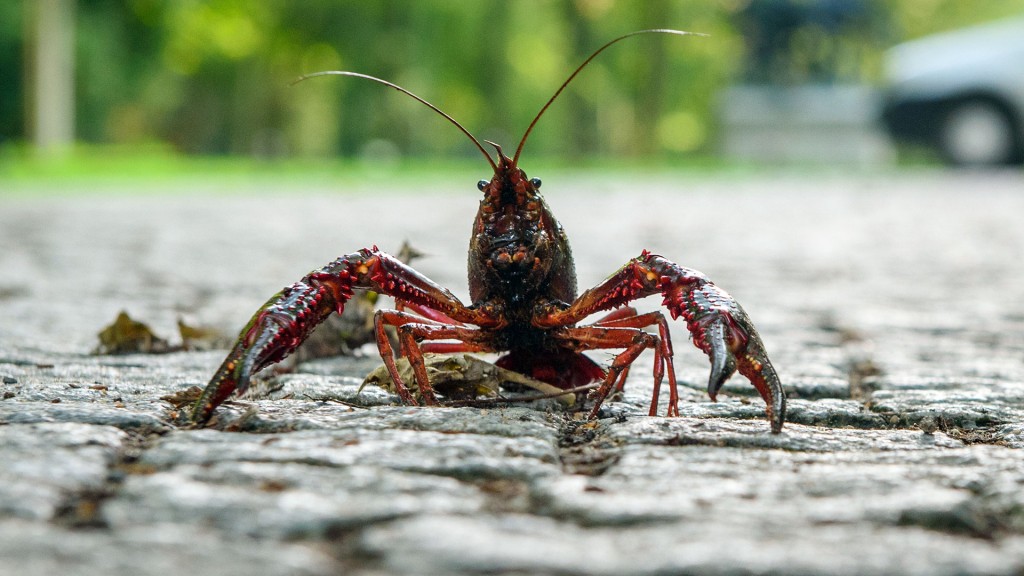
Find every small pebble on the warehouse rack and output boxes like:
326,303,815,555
919,416,939,435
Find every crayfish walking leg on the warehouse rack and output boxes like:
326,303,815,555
372,309,497,405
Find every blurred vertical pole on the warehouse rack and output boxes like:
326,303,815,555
26,0,76,156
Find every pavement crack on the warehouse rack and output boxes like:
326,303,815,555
846,354,882,401
896,496,1016,540
51,430,162,530
556,416,620,476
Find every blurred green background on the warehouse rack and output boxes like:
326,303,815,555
3,0,1024,181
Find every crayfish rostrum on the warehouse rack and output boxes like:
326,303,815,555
192,29,786,433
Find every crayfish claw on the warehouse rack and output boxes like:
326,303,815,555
192,247,484,424
191,318,289,424
714,310,786,434
705,318,737,401
715,313,786,434
190,274,349,424
644,253,786,433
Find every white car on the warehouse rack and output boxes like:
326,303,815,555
880,16,1024,166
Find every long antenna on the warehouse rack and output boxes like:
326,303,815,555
294,71,498,172
511,29,705,167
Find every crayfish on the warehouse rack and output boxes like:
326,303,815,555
191,29,786,433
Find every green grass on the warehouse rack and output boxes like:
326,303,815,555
0,141,919,196
0,143,474,190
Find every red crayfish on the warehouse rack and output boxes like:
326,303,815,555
191,29,786,433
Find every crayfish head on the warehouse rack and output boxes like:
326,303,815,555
477,144,542,212
469,145,573,305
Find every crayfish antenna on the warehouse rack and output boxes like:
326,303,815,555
511,29,706,167
294,70,498,173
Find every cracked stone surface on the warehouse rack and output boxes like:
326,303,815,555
3,171,1024,575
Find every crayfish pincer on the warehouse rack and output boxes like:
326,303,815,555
191,29,786,433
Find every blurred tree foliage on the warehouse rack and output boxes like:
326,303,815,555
0,2,24,145
3,0,1024,159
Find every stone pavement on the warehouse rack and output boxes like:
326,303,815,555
2,170,1024,575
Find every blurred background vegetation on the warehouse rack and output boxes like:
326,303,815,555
3,0,1024,177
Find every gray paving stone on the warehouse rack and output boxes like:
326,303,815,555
0,423,125,520
104,461,490,539
356,513,1024,576
0,519,335,576
138,422,561,480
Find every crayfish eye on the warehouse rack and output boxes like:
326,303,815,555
530,177,542,189
477,179,489,191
